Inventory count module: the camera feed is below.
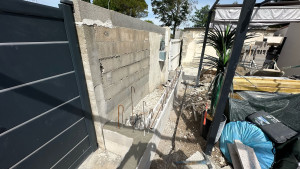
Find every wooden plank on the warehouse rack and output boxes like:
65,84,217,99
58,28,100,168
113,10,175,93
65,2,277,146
234,140,261,169
227,143,243,169
234,76,296,82
233,78,300,89
233,85,300,94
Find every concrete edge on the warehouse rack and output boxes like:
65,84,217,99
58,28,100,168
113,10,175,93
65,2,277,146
136,69,183,169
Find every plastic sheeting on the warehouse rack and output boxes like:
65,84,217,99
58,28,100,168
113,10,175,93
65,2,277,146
214,5,300,26
229,91,300,132
220,121,274,169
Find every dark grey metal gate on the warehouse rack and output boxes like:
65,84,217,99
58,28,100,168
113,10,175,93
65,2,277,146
0,0,97,168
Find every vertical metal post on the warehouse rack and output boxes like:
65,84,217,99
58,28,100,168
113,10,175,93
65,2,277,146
60,0,98,151
204,0,256,155
195,0,220,87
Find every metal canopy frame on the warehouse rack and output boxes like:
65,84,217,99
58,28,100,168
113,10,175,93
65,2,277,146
195,0,220,87
203,0,257,155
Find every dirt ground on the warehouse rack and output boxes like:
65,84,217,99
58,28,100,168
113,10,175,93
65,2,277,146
150,74,229,169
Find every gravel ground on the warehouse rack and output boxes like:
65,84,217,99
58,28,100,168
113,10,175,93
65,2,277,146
150,73,230,169
133,86,165,115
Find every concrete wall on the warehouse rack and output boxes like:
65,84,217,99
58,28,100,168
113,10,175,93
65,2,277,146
169,39,181,71
277,23,300,76
73,0,169,147
181,28,274,67
149,32,168,92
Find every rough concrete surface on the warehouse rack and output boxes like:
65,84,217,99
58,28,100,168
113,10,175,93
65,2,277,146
184,151,217,169
78,149,122,169
103,122,154,169
73,0,165,34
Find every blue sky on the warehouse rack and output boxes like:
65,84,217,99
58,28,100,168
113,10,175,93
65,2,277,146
28,0,263,27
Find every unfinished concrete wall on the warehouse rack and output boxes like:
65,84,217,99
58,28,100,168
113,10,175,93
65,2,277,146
73,0,168,147
149,32,164,92
277,23,300,76
181,28,274,68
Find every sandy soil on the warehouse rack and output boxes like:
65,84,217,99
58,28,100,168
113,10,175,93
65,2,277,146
150,74,229,169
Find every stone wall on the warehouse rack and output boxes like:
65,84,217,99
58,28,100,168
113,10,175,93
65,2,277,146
73,0,169,147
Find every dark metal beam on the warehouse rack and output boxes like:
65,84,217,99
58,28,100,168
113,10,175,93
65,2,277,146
195,0,220,87
204,0,256,155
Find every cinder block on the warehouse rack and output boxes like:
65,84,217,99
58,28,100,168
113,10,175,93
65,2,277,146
143,40,150,50
102,71,113,87
141,57,150,68
135,30,145,41
135,41,144,52
144,31,149,41
128,62,140,75
97,42,116,59
112,66,129,83
95,26,118,42
118,27,134,42
119,53,132,67
115,41,133,55
99,58,114,73
134,51,143,62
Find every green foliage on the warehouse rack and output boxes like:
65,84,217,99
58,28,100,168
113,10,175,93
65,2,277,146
93,0,148,18
144,20,154,24
151,0,192,37
206,25,236,71
204,25,236,113
191,5,210,27
204,24,253,113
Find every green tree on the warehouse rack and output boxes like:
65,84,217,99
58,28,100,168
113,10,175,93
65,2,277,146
191,5,210,27
144,20,154,24
151,0,191,38
93,0,148,18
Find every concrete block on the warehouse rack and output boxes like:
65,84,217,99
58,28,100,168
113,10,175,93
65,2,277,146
143,40,150,50
135,30,145,42
103,129,133,157
135,51,143,62
100,58,115,73
102,71,113,87
141,57,150,69
97,42,116,59
118,27,134,42
134,41,144,52
128,62,140,75
144,31,149,41
120,53,134,67
115,41,133,55
112,66,129,83
95,27,118,42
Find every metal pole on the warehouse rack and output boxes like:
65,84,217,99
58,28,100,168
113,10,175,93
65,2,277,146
195,0,220,87
204,0,256,155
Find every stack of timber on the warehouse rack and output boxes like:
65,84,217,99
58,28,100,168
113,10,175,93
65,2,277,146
233,76,300,94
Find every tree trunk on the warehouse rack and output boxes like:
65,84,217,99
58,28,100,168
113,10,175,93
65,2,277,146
172,24,177,39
